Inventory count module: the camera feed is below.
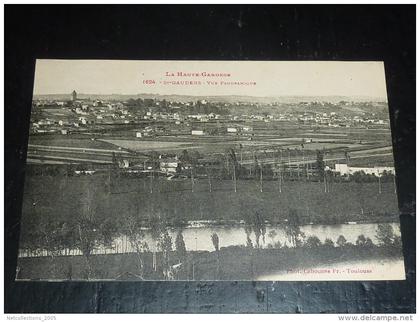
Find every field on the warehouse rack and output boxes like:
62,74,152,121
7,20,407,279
20,174,399,242
99,139,195,152
25,118,396,173
29,134,122,150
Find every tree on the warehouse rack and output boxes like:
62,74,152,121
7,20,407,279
35,212,68,276
254,211,267,247
246,236,253,248
392,235,402,250
158,230,173,265
365,238,374,247
262,163,274,179
112,152,119,170
285,208,304,247
336,235,347,247
211,232,221,279
324,238,335,248
244,211,266,248
356,234,368,247
73,187,110,279
179,149,191,167
189,150,201,167
344,151,350,164
149,213,173,269
315,150,325,180
152,227,173,280
375,223,394,247
211,232,220,252
227,148,239,189
244,223,253,248
149,151,160,170
67,163,76,176
304,236,321,248
125,214,148,279
149,216,163,272
175,231,187,260
268,230,277,246
74,218,100,279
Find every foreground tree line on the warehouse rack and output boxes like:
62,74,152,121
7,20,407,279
18,200,402,280
17,222,403,281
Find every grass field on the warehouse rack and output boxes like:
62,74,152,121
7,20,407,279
21,174,399,235
27,122,394,166
29,134,121,150
99,139,194,152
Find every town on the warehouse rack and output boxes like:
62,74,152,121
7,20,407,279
28,90,394,181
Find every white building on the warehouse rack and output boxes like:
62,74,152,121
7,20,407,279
160,160,179,173
118,159,130,168
192,130,205,136
334,164,395,177
241,126,253,132
227,127,238,133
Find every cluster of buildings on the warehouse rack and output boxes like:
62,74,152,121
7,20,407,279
30,91,390,137
296,111,388,128
31,92,136,134
333,164,395,177
191,124,253,136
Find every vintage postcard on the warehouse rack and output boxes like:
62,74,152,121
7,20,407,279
16,60,404,281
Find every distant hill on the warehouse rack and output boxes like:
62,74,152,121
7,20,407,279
33,93,387,104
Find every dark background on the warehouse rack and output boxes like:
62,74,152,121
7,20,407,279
5,5,416,313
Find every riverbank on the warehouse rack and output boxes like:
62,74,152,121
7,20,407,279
16,243,403,281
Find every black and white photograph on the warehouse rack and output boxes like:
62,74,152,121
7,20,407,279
15,60,405,281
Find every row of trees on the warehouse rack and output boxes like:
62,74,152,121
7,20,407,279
20,204,401,280
240,209,401,251
164,149,394,186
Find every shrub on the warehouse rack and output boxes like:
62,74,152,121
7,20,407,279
336,235,347,247
376,224,394,247
392,236,403,249
365,238,374,247
304,236,322,248
323,238,335,247
356,234,367,246
211,233,220,252
274,241,283,249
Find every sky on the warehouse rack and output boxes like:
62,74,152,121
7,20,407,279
33,60,388,100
